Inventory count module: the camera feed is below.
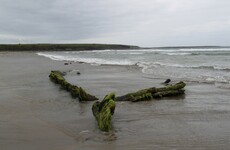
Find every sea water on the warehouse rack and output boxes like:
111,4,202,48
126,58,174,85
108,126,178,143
37,47,230,88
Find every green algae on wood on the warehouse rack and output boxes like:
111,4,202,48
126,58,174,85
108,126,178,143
92,93,116,132
49,71,98,101
116,81,186,102
115,87,156,102
131,92,153,102
156,81,186,92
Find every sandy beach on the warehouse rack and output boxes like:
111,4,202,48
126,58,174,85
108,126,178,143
1,52,230,150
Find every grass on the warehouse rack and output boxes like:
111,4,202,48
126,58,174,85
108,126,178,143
0,43,139,51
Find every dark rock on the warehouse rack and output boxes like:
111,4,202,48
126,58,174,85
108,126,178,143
164,79,171,84
64,63,69,65
61,72,67,76
77,71,81,75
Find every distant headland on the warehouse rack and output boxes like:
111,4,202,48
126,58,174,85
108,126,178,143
0,44,229,51
0,44,140,51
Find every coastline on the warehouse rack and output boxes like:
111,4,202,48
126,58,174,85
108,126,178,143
1,52,230,149
0,44,139,52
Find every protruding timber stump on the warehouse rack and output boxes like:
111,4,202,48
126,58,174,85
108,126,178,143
116,81,186,102
92,93,116,132
49,71,98,101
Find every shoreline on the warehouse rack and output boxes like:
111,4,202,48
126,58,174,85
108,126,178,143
1,51,230,149
37,51,230,89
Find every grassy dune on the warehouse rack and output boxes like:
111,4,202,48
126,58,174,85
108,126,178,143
0,44,139,51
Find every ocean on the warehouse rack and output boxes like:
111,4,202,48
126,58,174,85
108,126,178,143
37,47,230,89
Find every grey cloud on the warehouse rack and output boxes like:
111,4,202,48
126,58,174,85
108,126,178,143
0,0,229,46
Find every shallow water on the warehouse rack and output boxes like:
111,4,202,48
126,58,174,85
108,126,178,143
37,47,230,88
1,52,230,149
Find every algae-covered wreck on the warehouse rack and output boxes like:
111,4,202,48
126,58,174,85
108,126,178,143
49,70,186,132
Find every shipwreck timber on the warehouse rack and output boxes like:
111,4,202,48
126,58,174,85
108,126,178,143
49,70,186,102
49,70,186,132
116,81,186,102
49,70,98,101
92,93,116,132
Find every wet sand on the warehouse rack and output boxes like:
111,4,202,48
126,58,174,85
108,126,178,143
1,52,230,150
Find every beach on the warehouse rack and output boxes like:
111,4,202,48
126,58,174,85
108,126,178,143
1,52,230,150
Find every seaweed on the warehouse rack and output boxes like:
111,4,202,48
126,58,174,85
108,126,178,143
116,81,186,102
92,93,116,132
49,71,98,101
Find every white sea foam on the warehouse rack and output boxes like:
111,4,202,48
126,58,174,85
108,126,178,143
161,52,192,56
74,58,134,66
204,76,229,85
140,62,230,71
37,52,230,71
37,49,230,88
61,48,230,56
178,48,230,52
149,48,230,52
37,53,66,61
37,52,134,66
142,48,230,54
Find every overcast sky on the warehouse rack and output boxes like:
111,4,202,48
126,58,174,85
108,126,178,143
0,0,229,46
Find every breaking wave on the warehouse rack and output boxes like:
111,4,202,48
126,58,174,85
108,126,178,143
37,49,230,89
37,52,134,65
136,62,230,72
37,52,230,72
